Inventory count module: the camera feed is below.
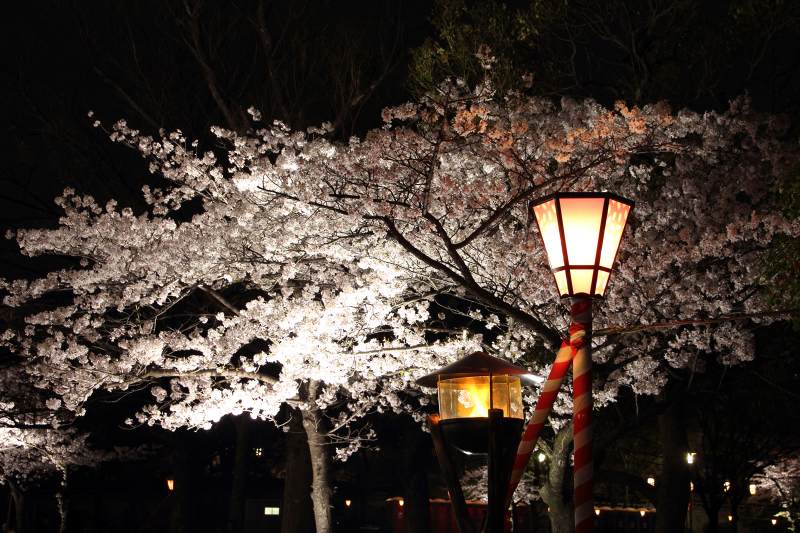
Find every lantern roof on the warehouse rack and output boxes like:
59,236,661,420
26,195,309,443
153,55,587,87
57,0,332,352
416,351,537,388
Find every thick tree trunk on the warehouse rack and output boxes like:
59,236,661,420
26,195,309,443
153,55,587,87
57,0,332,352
301,380,333,533
541,425,574,533
281,410,314,533
228,414,250,533
655,397,689,533
8,481,25,533
399,418,431,533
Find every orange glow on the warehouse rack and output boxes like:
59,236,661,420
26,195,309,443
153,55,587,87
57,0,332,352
399,499,405,507
437,375,523,420
166,479,175,491
345,499,352,508
533,200,564,269
640,510,646,517
560,197,606,266
532,193,632,297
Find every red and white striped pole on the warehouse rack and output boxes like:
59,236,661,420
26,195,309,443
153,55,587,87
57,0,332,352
570,297,593,533
506,340,574,504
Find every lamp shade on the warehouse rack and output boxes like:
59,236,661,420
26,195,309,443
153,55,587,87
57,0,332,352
532,192,633,297
417,352,535,420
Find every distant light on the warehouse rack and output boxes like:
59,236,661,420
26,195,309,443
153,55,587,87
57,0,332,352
690,482,694,492
166,479,174,492
398,499,405,507
749,483,757,495
594,508,600,516
724,480,731,492
254,447,263,457
686,452,696,464
264,507,280,516
538,452,546,463
728,515,733,522
345,499,352,508
772,518,778,525
646,477,655,487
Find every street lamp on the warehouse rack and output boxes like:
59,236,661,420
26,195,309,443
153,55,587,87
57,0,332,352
532,191,634,533
417,351,537,533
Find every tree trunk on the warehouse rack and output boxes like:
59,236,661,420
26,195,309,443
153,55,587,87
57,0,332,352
170,434,193,533
301,380,333,533
57,468,70,533
228,414,250,533
400,418,431,533
541,425,574,533
655,397,689,533
704,504,720,533
8,481,25,533
281,410,314,533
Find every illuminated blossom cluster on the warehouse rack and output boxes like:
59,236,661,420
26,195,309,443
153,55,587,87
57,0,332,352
1,81,798,465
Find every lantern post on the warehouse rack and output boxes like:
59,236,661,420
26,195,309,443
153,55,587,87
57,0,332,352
531,191,633,533
417,352,540,533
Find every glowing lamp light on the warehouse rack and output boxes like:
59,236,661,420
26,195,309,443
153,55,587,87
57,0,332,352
345,499,352,508
417,352,537,453
646,477,655,487
749,483,757,495
398,499,405,507
772,518,778,525
537,452,546,463
724,480,731,492
728,515,733,522
532,192,633,297
687,452,696,465
594,508,600,516
640,510,646,517
166,478,175,492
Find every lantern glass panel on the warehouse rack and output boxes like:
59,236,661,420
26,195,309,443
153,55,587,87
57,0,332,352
559,197,605,265
570,268,594,295
599,199,631,269
532,200,564,269
438,375,522,420
554,270,569,295
594,270,610,296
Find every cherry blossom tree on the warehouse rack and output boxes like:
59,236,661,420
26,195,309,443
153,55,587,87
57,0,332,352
2,79,799,531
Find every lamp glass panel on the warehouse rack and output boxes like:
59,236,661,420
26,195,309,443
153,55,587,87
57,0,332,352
533,200,564,269
438,375,522,420
594,270,610,296
569,268,595,295
559,197,605,266
554,270,569,296
599,199,631,269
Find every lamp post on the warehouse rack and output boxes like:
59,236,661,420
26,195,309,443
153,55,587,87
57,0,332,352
417,352,539,533
531,192,633,533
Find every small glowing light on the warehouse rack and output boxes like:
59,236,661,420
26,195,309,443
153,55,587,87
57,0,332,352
640,510,646,517
594,508,600,516
724,480,731,492
166,478,175,491
772,518,778,525
254,447,263,457
749,483,757,495
646,477,655,486
690,482,694,492
345,499,352,508
398,499,405,507
538,452,546,463
263,506,280,516
686,452,696,464
728,515,733,522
